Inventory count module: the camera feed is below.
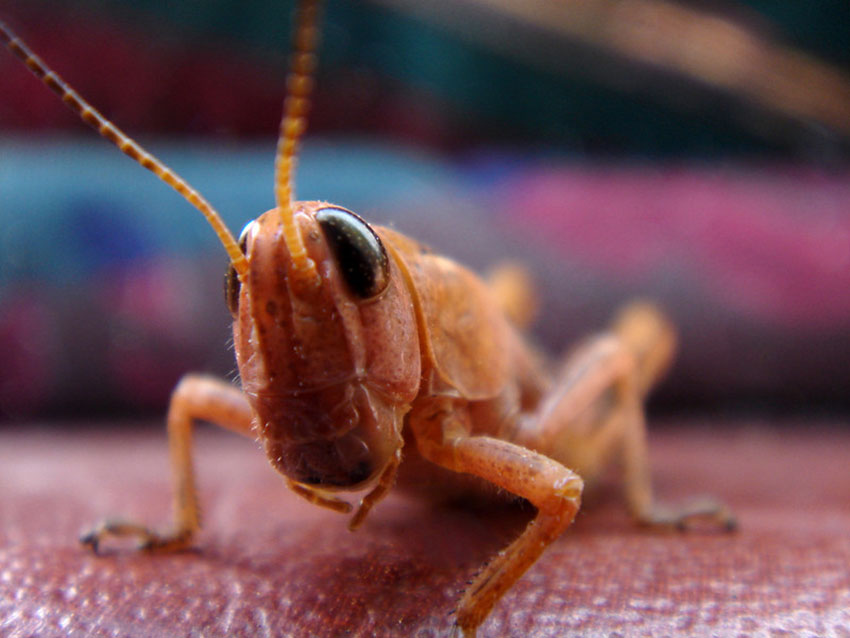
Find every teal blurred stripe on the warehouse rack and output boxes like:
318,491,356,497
0,137,459,284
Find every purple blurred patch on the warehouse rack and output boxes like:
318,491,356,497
98,257,231,410
0,291,57,416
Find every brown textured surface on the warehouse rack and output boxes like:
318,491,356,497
1,423,848,637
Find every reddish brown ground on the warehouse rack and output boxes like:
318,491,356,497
1,423,848,637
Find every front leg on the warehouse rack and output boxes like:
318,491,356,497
81,374,254,552
411,403,584,638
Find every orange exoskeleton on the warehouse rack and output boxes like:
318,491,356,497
1,2,734,636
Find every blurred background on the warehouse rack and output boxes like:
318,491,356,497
0,0,848,421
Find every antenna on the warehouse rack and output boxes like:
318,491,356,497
0,20,249,280
273,0,322,283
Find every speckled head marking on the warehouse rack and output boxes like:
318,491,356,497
0,19,248,280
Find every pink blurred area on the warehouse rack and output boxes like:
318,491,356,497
500,166,850,329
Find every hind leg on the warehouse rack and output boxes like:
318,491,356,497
515,330,735,530
486,261,539,330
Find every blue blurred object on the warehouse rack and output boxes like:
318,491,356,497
0,137,459,284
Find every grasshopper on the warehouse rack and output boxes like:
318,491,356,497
1,1,734,635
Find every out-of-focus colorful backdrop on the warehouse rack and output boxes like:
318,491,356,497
1,0,849,419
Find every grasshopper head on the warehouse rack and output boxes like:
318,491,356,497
2,2,416,491
226,202,420,489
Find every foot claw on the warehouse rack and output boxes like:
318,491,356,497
448,624,471,638
80,520,193,554
79,531,99,553
639,499,736,532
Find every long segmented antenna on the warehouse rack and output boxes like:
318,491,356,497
0,20,249,280
274,0,322,281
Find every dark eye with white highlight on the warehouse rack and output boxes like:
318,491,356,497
224,221,254,317
316,207,389,299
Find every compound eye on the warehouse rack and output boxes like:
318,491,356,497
316,207,389,299
224,221,254,317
